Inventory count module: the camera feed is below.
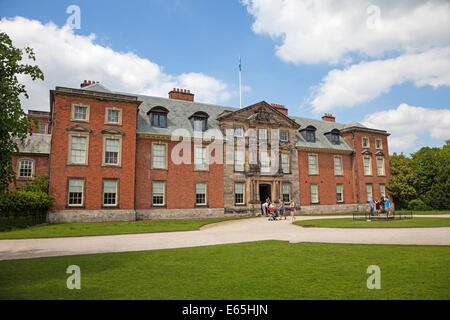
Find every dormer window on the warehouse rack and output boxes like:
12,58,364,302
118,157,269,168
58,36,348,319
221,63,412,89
148,106,169,128
300,125,317,142
189,111,209,132
325,129,341,145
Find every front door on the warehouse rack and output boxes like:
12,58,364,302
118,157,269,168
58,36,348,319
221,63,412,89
259,184,271,203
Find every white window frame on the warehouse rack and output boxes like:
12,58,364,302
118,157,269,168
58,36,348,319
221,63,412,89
380,184,386,199
234,183,245,205
282,183,291,204
38,123,48,134
376,157,385,176
281,153,290,174
152,181,166,206
310,184,319,204
334,155,343,176
362,136,369,148
67,178,85,207
336,184,344,203
102,135,122,167
17,158,35,179
67,133,89,165
258,128,267,141
102,179,119,207
308,154,319,175
280,130,288,142
234,149,245,172
195,182,207,206
151,143,168,170
71,103,90,122
375,139,383,149
105,107,122,125
363,156,372,176
366,183,373,202
260,151,270,173
194,146,208,171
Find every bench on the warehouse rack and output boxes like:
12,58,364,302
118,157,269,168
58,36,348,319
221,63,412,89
353,211,413,221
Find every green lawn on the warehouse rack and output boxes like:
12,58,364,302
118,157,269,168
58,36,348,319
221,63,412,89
0,217,249,240
294,217,450,228
0,241,448,300
296,210,450,216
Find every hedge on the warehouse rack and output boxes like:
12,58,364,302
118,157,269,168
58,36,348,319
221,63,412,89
0,175,53,232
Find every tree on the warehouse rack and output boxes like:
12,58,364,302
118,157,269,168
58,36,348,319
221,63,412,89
413,140,450,209
0,32,44,192
387,153,418,210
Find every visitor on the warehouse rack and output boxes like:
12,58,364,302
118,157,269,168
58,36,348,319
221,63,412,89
290,200,296,222
375,199,380,215
385,197,391,216
278,199,285,220
269,202,275,216
262,198,270,216
380,197,386,214
370,198,375,216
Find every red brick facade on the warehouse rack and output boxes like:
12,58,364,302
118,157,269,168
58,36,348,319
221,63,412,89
12,84,391,222
48,88,140,211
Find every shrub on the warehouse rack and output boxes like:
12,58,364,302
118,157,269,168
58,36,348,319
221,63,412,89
0,175,53,231
21,174,49,193
407,199,431,211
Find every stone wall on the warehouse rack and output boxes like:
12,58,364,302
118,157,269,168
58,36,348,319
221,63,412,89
48,210,136,224
136,208,245,220
298,203,370,214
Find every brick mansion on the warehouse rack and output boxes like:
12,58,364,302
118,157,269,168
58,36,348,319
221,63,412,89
12,81,391,223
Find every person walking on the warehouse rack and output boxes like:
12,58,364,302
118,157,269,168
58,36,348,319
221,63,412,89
290,200,296,222
370,198,375,216
385,197,391,216
278,199,285,220
375,199,380,215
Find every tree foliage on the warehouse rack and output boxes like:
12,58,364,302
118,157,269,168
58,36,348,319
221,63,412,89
388,140,450,210
0,32,44,192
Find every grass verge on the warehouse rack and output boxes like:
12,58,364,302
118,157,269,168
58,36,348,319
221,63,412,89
296,210,450,216
294,217,450,228
0,217,250,240
0,241,448,300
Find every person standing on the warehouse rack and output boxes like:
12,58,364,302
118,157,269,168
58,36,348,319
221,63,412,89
375,199,380,215
278,199,285,220
370,198,375,216
290,200,296,222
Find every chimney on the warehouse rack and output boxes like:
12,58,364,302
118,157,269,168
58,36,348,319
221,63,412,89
168,88,194,102
80,80,98,88
271,103,288,116
322,113,335,122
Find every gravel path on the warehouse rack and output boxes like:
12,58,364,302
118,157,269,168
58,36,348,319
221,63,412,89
0,215,449,261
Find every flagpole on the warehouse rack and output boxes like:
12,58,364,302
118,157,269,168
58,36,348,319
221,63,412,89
239,56,242,109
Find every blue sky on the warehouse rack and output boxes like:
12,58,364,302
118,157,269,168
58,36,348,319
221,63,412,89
1,0,449,154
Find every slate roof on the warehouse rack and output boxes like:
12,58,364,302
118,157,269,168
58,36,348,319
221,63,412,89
15,134,51,154
136,95,237,136
83,83,386,152
291,116,354,151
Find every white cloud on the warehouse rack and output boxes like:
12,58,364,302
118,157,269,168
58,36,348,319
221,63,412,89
362,103,450,152
0,17,232,111
243,0,450,65
310,47,450,111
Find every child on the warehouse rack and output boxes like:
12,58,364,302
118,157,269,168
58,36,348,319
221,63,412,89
290,200,295,222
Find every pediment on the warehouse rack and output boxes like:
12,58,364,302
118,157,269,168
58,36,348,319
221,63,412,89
217,101,300,128
66,124,92,133
101,127,125,136
361,149,372,155
375,150,385,157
